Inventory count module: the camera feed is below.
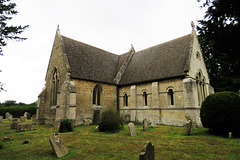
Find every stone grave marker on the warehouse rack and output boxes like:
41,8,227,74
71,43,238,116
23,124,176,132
32,114,36,122
139,141,155,160
5,112,10,119
10,122,18,129
185,120,192,136
0,116,3,120
49,133,68,158
128,122,137,136
151,121,157,128
24,112,28,118
7,114,13,120
143,119,149,131
16,124,24,132
20,116,25,122
125,115,130,123
27,113,31,120
83,119,92,126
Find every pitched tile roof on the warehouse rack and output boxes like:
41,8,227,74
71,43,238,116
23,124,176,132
119,34,193,85
60,34,193,85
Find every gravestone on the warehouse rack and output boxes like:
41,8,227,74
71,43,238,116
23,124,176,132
83,119,92,126
143,119,149,131
228,132,232,138
27,113,31,120
128,122,137,136
3,137,13,141
24,112,28,118
95,126,99,132
49,133,68,158
20,116,25,122
7,114,12,120
32,114,36,122
151,121,157,128
16,124,24,132
0,116,3,120
185,120,192,136
125,115,130,122
10,122,18,129
139,141,155,160
5,112,10,119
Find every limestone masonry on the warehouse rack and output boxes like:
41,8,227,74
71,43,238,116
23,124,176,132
37,23,214,126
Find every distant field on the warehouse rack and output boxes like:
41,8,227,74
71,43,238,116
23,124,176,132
0,121,240,160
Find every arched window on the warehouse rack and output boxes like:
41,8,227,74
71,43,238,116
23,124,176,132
123,93,128,107
143,91,147,106
52,69,59,106
93,85,102,106
196,72,206,105
168,89,174,105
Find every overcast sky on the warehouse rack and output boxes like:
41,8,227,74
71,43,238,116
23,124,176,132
0,0,206,103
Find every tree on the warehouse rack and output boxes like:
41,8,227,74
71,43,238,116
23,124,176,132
0,0,29,91
197,0,240,92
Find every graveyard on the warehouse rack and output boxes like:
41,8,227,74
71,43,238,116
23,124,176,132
1,118,240,159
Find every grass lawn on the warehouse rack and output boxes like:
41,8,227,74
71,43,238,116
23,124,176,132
0,120,240,160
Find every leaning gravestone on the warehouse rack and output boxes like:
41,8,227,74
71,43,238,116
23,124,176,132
20,116,25,122
10,122,18,129
49,133,68,158
185,120,192,136
143,119,149,131
139,141,155,160
128,122,137,136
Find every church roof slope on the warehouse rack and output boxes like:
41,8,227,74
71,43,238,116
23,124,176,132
119,34,193,85
61,36,118,84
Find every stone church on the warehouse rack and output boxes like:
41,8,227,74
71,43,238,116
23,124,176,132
36,23,214,126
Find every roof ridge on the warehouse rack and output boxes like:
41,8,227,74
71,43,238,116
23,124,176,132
61,35,118,56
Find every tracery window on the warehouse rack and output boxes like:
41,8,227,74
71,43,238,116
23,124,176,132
93,85,102,105
196,72,206,105
52,69,59,106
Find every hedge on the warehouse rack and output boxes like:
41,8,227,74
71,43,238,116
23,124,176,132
0,103,37,118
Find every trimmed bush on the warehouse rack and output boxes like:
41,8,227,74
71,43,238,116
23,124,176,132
59,119,73,132
99,108,123,133
200,91,240,135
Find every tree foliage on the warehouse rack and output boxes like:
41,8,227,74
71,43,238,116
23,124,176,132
197,0,240,92
0,0,29,55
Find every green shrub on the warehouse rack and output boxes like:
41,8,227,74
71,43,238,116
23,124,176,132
59,119,73,132
200,91,240,136
0,143,3,149
99,108,123,133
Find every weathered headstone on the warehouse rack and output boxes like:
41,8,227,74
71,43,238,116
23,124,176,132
7,114,12,120
10,122,18,129
24,112,28,118
151,121,157,128
32,114,36,122
27,113,31,120
16,124,24,132
125,115,130,122
83,119,92,126
185,120,192,136
228,132,232,138
128,122,137,136
20,116,25,122
49,133,68,158
95,126,99,132
5,112,10,119
143,119,149,131
0,116,3,120
139,141,155,160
